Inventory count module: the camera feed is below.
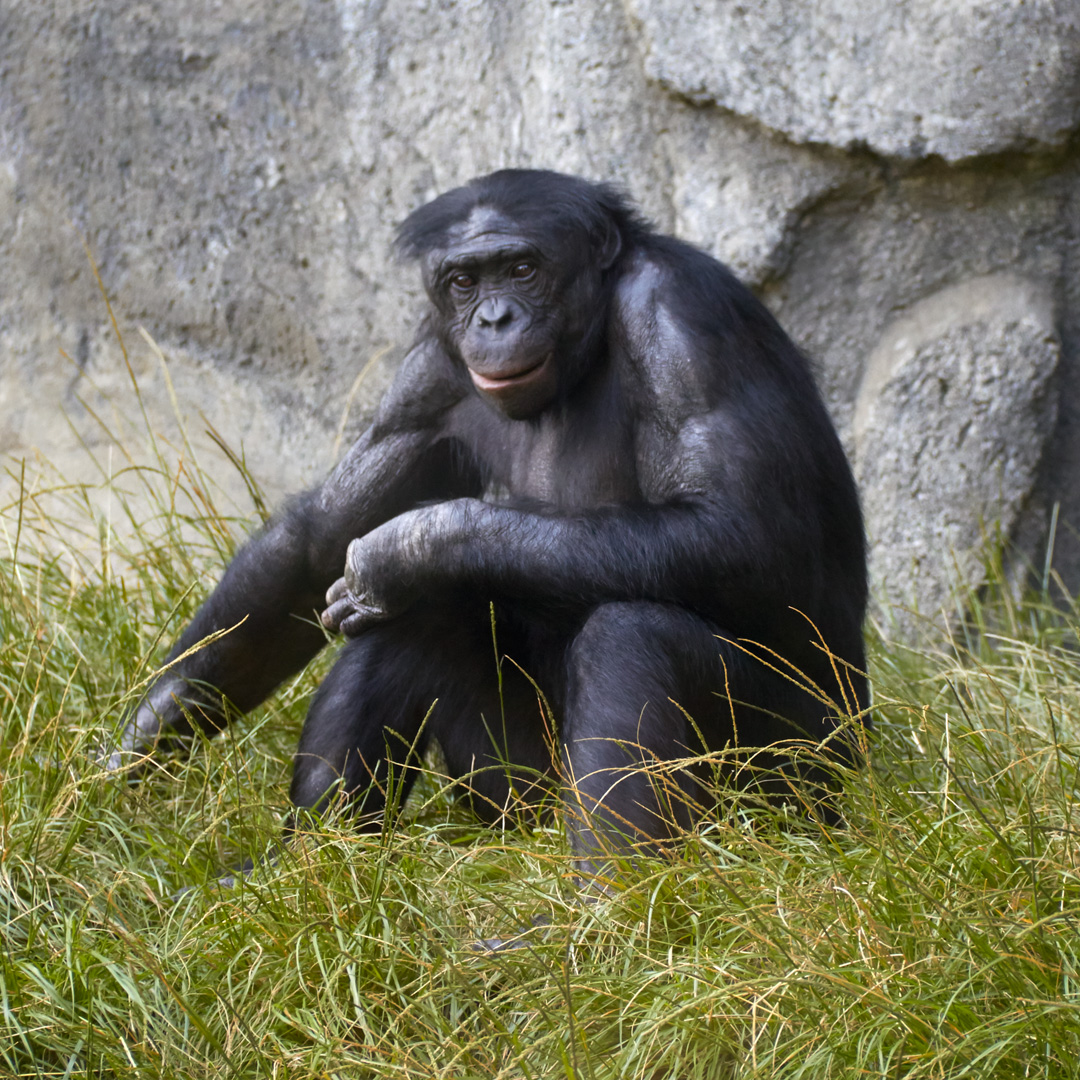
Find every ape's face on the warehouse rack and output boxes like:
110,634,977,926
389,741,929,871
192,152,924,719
424,208,602,419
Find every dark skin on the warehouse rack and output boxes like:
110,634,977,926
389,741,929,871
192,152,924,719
114,170,868,868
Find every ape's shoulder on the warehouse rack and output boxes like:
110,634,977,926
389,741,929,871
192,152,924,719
614,237,764,332
612,238,815,404
615,234,750,326
612,250,664,323
370,333,469,437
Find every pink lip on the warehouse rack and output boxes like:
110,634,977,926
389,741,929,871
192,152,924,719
467,355,551,393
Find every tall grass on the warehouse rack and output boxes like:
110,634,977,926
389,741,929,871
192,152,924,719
2,329,1080,1076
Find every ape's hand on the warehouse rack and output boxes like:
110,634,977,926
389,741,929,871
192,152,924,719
321,535,396,636
321,502,474,636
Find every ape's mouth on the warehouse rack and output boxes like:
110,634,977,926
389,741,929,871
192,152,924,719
467,354,552,394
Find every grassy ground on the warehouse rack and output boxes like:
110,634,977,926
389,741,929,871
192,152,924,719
3,380,1080,1077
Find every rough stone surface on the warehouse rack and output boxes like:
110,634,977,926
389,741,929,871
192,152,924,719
852,276,1060,631
627,0,1080,162
0,0,677,501
3,0,1080,637
659,109,864,286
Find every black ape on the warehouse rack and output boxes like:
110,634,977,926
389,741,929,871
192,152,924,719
115,170,868,866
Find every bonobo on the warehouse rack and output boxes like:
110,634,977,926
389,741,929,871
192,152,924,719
114,169,868,868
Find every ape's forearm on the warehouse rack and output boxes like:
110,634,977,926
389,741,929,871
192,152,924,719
356,497,808,626
146,499,333,734
451,501,799,611
107,504,330,768
126,423,450,750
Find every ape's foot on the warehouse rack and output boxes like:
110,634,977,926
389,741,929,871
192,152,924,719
469,913,552,953
170,857,258,903
96,743,152,778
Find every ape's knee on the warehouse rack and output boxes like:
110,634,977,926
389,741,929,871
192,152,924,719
571,601,670,656
289,757,347,815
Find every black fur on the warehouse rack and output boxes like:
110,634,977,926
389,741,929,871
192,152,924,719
117,170,868,869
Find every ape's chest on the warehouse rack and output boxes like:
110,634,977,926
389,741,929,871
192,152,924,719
482,418,642,509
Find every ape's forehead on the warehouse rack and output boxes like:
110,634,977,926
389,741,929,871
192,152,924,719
425,206,537,273
442,207,522,249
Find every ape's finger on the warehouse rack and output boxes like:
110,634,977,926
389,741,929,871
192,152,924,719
340,607,385,637
322,594,388,635
344,538,367,590
321,597,353,631
325,575,349,607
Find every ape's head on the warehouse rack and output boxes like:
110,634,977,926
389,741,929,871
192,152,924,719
397,170,644,419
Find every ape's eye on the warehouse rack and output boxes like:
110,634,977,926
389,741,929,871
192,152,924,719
510,262,535,280
450,272,476,290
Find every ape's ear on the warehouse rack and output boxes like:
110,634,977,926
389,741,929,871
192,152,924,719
597,218,623,271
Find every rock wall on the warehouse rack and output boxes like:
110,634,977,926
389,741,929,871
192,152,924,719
3,0,1080,635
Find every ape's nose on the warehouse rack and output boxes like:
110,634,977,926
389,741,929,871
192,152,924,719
476,297,514,329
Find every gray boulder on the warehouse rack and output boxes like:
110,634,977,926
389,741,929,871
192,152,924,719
2,0,1079,637
853,275,1060,632
627,0,1080,161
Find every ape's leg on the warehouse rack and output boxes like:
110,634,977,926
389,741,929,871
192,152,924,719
417,607,559,826
562,601,810,868
289,633,427,827
289,605,557,828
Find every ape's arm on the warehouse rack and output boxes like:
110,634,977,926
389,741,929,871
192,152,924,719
324,410,810,639
323,254,860,644
111,341,465,767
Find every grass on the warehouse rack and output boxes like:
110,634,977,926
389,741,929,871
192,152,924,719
3,334,1080,1077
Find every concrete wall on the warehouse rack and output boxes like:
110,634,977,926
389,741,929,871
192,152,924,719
3,0,1079,633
